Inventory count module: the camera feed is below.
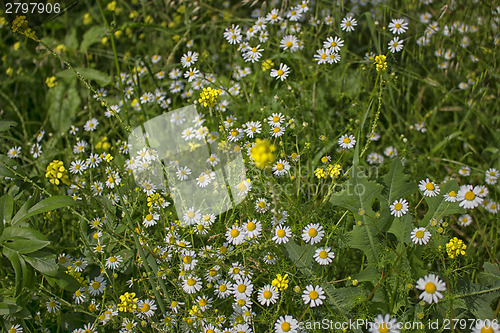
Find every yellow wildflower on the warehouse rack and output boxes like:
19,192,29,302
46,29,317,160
45,160,70,185
250,138,276,169
327,164,342,178
83,13,92,25
314,168,326,179
272,273,289,291
374,55,387,72
118,292,139,312
446,237,467,259
262,59,274,71
45,76,57,88
198,87,222,107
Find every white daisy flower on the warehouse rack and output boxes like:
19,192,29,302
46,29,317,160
270,63,291,81
302,285,326,307
257,284,279,306
390,198,409,217
340,14,357,32
84,118,99,132
88,275,106,296
226,225,245,246
272,159,291,177
338,134,356,149
180,51,198,68
410,227,431,245
105,255,123,269
415,273,446,304
302,223,325,245
272,224,292,244
456,185,483,209
275,315,299,333
313,246,335,265
418,178,440,197
388,18,408,34
182,275,202,294
458,214,473,227
388,36,404,53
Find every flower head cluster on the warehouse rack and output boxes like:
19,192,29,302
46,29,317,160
374,55,387,72
45,160,70,185
250,138,276,169
198,87,222,107
272,273,289,291
446,237,467,259
11,16,37,40
118,292,139,313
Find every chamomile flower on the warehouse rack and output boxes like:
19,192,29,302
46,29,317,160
313,48,331,64
181,51,198,68
30,143,42,158
368,314,400,333
183,207,201,226
69,159,87,175
410,227,431,245
224,24,242,44
272,159,291,177
266,9,281,23
390,198,409,217
84,118,99,131
7,324,23,333
275,315,299,333
89,275,106,296
46,299,60,313
244,121,262,137
340,14,357,32
338,134,356,149
270,125,285,137
485,168,498,185
257,284,279,306
302,223,325,245
206,154,220,167
226,225,245,245
388,37,404,53
388,18,408,34
7,146,21,158
314,246,335,265
323,36,344,52
458,214,473,227
72,258,88,272
176,166,191,181
182,275,203,294
235,179,252,197
415,274,446,304
231,277,254,298
255,197,270,213
196,172,211,188
280,35,300,53
270,63,290,81
105,255,123,269
143,212,160,227
184,67,200,82
484,200,498,214
302,285,326,307
214,279,232,299
243,219,262,239
458,165,471,176
418,178,440,197
243,45,264,63
457,185,483,209
73,140,88,154
272,224,292,244
137,299,157,318
384,146,398,158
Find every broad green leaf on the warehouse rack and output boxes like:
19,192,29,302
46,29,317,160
453,278,500,319
345,223,383,266
2,247,26,296
11,192,38,226
382,159,416,204
0,120,17,132
478,262,500,288
47,83,81,134
12,195,76,225
421,180,465,225
23,250,58,277
387,214,414,244
45,267,81,292
57,67,112,86
0,226,48,242
80,26,107,52
0,194,14,225
0,300,22,315
1,237,50,254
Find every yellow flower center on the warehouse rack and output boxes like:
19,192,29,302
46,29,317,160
237,299,246,306
277,69,284,76
92,281,100,290
416,230,425,239
464,191,475,201
308,228,318,237
286,41,293,48
198,298,207,306
277,229,286,238
230,229,240,238
186,56,191,62
481,327,494,333
426,183,435,190
183,256,192,264
343,137,351,143
424,281,436,294
448,191,456,197
146,214,153,221
309,290,319,299
263,290,272,299
109,256,117,262
394,203,403,210
198,175,205,182
395,23,401,28
187,278,196,286
281,322,291,331
231,130,239,137
49,301,56,307
238,284,246,293
75,290,82,297
247,222,256,231
276,163,284,171
321,53,327,59
187,211,195,219
378,323,390,333
141,303,150,312
319,250,328,259
219,284,227,292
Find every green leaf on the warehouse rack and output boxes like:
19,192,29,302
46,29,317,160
11,192,38,226
0,298,22,315
382,159,416,204
12,195,76,225
478,263,500,288
45,267,81,292
0,194,14,225
57,67,112,86
0,226,50,254
453,278,500,319
80,26,107,52
0,120,17,132
387,214,414,244
47,82,81,134
2,247,26,296
421,180,465,225
23,250,58,277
